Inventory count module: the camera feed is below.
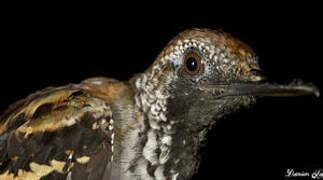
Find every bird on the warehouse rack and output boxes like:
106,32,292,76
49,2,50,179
0,28,319,180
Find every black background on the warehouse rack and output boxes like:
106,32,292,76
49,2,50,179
1,5,322,180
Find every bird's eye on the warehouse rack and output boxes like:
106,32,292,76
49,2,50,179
184,52,201,75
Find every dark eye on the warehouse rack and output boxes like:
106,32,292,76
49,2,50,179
184,52,201,75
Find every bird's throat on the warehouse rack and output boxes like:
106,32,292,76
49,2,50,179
118,74,205,180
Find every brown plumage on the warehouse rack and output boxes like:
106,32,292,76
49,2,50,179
0,28,318,180
0,77,127,179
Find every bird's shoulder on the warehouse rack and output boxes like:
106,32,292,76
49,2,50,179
0,77,123,180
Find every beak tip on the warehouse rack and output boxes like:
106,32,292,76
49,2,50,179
313,88,320,98
305,83,320,97
303,84,320,97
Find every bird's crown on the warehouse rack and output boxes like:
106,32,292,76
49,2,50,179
145,28,262,86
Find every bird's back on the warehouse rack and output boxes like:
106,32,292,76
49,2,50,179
0,77,121,180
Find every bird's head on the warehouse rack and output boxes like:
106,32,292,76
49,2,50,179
132,28,319,139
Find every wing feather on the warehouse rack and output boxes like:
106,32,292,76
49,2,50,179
0,77,118,180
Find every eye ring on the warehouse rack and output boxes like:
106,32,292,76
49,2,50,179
184,52,201,75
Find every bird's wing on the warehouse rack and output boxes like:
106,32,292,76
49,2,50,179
0,77,120,180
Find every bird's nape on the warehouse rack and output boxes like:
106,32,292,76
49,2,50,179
0,28,319,180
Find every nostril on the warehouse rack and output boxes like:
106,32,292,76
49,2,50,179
250,69,263,76
250,69,267,82
213,87,226,97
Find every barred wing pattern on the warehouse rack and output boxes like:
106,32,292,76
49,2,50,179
0,78,118,180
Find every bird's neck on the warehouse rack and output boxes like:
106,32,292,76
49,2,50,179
115,74,205,180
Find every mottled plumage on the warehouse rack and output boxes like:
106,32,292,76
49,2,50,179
0,28,318,180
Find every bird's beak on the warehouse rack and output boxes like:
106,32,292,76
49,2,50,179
206,80,320,98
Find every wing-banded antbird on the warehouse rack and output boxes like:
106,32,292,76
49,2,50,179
0,28,319,180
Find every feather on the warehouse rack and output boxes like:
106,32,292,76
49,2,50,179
0,77,118,180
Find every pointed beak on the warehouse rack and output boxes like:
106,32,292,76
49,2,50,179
207,80,320,98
